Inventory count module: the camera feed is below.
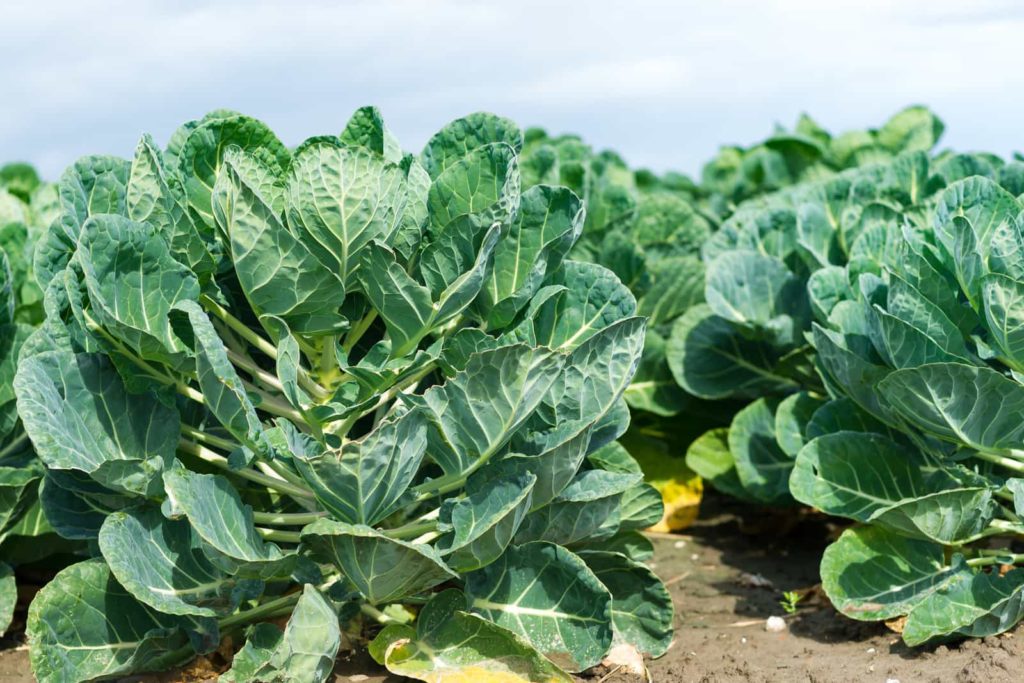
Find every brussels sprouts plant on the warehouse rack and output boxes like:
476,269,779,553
17,108,671,682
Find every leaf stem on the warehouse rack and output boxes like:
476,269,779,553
256,527,303,543
0,431,30,460
227,347,286,394
177,438,315,499
360,603,399,624
180,424,238,452
217,590,302,632
976,451,1024,474
200,294,278,360
251,510,326,526
343,310,378,352
966,552,1024,567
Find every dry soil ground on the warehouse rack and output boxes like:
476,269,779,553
3,494,1022,683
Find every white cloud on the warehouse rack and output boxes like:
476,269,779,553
2,0,1022,178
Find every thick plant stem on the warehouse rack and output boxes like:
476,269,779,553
218,591,303,632
200,294,278,360
976,451,1024,474
180,424,238,452
177,439,315,499
360,603,400,624
967,552,1024,568
256,527,303,543
251,510,326,526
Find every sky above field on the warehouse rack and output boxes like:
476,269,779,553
3,0,1021,180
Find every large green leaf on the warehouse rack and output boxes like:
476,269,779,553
35,155,130,288
475,184,583,329
14,349,178,496
292,409,428,525
77,214,199,365
902,568,1024,646
437,466,536,572
821,526,969,622
668,304,796,399
370,589,572,683
464,542,612,672
162,467,292,578
514,470,640,545
286,139,406,289
214,149,347,333
877,363,1024,452
99,506,262,617
300,519,455,604
174,300,263,453
578,551,673,657
421,344,563,477
28,560,195,683
176,113,291,230
220,585,341,683
685,427,752,501
421,112,523,179
0,562,14,637
729,398,794,505
126,134,215,279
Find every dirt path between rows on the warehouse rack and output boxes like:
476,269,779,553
2,494,1022,682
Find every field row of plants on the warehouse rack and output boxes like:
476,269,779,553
2,104,1023,682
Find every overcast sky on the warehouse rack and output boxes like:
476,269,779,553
3,0,1021,180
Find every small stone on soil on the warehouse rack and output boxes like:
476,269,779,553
765,616,787,633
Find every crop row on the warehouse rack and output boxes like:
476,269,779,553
0,105,1018,682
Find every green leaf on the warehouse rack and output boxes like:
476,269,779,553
475,184,584,329
982,273,1024,370
370,589,572,683
821,526,968,622
176,113,291,230
578,551,673,657
774,391,826,457
792,432,995,543
728,398,794,505
0,563,14,637
425,141,519,238
35,155,130,288
437,467,536,572
624,330,690,417
77,214,199,366
685,427,752,501
877,363,1024,452
668,305,796,400
422,344,563,477
292,410,429,525
421,112,523,179
525,261,637,351
705,250,805,342
514,470,641,545
636,256,704,328
99,506,262,617
126,134,215,279
14,349,178,496
300,519,456,604
28,560,195,683
340,105,403,163
38,471,134,540
221,585,341,683
902,568,1024,646
285,139,406,290
174,300,263,453
465,542,613,672
162,466,292,579
359,225,500,357
214,149,347,334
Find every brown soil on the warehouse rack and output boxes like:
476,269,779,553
4,494,1024,682
642,494,1024,683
